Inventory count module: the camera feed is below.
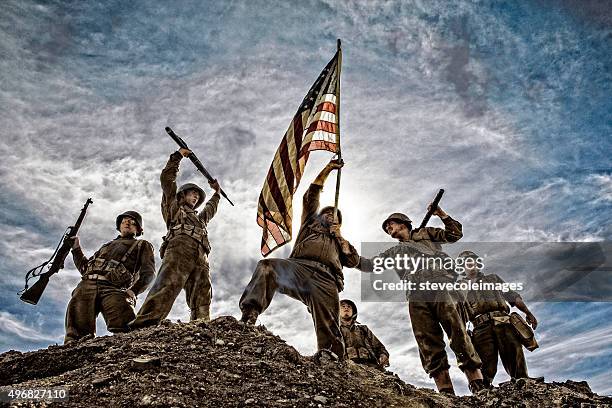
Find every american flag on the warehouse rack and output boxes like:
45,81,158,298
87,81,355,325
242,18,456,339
257,50,341,256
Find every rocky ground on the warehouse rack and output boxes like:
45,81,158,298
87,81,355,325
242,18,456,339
0,316,609,407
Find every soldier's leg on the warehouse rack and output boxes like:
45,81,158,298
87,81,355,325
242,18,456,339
435,292,484,393
409,300,450,377
304,272,344,358
496,324,529,379
436,295,482,374
239,258,305,315
99,283,136,333
64,280,99,344
130,241,196,329
471,323,498,386
185,250,212,322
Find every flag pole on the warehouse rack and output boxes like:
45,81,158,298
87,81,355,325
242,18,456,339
333,39,342,223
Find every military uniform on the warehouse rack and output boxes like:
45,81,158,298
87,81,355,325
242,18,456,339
340,300,389,368
458,272,528,384
65,235,155,343
239,183,359,358
130,151,220,328
358,216,481,377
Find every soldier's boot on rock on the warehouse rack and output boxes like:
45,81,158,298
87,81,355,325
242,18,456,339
313,349,339,365
465,367,486,394
191,305,210,322
240,307,259,325
433,370,455,395
468,379,487,394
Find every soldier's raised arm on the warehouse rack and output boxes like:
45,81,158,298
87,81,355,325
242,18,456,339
302,159,343,224
419,204,463,243
161,149,190,200
199,179,221,224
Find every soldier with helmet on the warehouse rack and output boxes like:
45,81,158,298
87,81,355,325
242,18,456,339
456,250,539,387
357,206,485,395
239,159,359,360
64,210,155,343
339,299,389,369
129,148,221,329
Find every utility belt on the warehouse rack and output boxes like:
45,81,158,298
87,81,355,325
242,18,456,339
84,258,132,288
83,240,141,289
291,258,343,290
404,267,455,284
471,310,508,327
346,346,375,362
83,273,109,281
160,224,211,258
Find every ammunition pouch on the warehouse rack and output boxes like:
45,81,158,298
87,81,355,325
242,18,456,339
346,346,376,362
85,259,131,288
165,224,211,254
509,312,539,352
84,240,142,289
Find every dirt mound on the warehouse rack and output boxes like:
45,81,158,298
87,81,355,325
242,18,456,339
0,316,609,407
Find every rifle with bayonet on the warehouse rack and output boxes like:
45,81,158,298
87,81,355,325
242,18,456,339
418,189,444,229
165,126,234,206
19,198,93,305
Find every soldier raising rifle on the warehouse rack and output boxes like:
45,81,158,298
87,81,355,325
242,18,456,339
129,148,221,329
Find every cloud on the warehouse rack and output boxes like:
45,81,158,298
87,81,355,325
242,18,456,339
0,0,610,396
0,311,60,343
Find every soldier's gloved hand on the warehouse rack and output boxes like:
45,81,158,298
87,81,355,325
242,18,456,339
330,224,342,237
209,179,221,193
68,236,80,249
526,313,538,330
178,148,192,157
427,202,448,218
327,158,344,170
379,354,390,367
126,289,137,306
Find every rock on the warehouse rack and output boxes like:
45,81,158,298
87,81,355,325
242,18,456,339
0,316,609,407
91,376,113,387
131,356,162,371
314,395,328,404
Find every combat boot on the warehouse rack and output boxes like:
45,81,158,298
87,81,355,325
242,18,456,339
240,308,259,325
433,370,455,395
191,306,210,322
468,379,486,394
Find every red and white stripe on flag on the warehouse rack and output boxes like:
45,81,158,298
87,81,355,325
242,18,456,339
257,50,340,256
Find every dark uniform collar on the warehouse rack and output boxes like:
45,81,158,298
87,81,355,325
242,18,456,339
116,234,136,240
466,271,484,280
181,204,198,214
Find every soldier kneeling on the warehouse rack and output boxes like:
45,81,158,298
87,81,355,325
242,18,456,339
64,211,155,344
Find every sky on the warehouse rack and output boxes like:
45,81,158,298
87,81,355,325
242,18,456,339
1,0,610,396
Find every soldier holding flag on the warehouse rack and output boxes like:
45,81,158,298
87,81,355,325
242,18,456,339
240,158,359,359
240,42,354,359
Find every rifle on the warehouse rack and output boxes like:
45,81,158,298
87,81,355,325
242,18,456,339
20,198,93,305
418,189,444,229
165,126,234,206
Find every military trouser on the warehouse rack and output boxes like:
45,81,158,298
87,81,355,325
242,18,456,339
409,290,482,376
130,235,211,329
239,258,345,358
472,318,528,384
64,279,135,344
